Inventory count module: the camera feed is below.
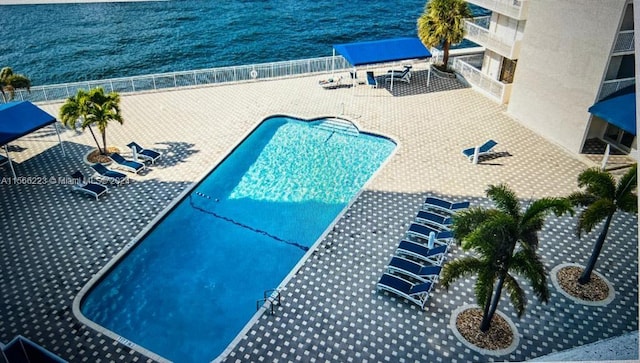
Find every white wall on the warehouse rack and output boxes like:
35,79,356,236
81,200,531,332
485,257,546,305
507,0,626,153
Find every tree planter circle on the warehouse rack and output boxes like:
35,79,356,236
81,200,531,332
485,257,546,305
430,64,457,78
82,147,120,166
449,304,519,356
551,263,615,306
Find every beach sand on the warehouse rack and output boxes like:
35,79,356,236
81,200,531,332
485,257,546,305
0,0,163,4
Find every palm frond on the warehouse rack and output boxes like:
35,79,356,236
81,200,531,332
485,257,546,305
440,256,485,289
616,164,637,201
503,274,526,317
522,197,573,223
567,191,598,207
617,193,638,214
486,184,521,219
577,168,616,199
575,199,616,238
452,207,497,240
510,249,549,304
474,268,496,308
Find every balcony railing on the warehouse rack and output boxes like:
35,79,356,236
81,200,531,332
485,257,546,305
5,56,351,104
452,56,511,103
466,0,529,20
599,77,636,100
463,20,521,59
613,30,635,54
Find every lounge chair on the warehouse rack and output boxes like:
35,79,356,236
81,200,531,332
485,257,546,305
423,196,470,215
91,163,128,186
416,210,453,230
318,76,343,89
110,153,145,174
70,171,107,200
384,66,412,83
462,139,498,162
366,71,378,88
387,256,442,283
127,142,162,165
396,240,448,266
407,222,453,242
377,272,433,309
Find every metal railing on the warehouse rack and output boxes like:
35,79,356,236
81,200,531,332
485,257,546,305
466,0,528,20
599,77,636,100
452,55,510,103
613,30,635,53
6,56,351,104
463,20,519,59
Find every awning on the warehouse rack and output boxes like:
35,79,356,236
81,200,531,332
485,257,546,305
588,86,636,135
0,101,57,145
0,101,65,178
333,37,431,66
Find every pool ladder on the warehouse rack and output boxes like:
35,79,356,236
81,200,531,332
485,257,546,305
256,289,281,315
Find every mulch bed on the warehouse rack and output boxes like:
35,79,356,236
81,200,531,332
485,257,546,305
556,266,609,301
87,146,120,164
456,308,513,350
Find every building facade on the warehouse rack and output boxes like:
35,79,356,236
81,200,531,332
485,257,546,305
457,0,636,157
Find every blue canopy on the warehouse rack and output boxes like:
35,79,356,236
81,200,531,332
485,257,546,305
588,87,636,135
0,101,57,145
333,37,431,66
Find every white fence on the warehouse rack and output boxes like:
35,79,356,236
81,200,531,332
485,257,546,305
6,56,351,104
452,55,508,102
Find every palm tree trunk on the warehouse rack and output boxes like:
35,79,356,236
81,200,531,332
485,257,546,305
86,126,103,155
578,213,614,284
442,41,451,69
101,131,108,155
480,274,505,332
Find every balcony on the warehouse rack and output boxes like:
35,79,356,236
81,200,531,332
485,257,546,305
613,30,635,54
452,56,512,103
464,19,521,59
466,0,529,20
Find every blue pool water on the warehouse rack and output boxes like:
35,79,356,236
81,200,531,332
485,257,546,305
0,0,489,85
80,116,396,363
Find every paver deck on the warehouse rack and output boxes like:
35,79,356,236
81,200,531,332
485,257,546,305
0,65,637,362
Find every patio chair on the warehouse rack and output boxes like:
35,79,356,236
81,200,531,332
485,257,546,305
396,240,448,266
423,196,470,215
70,171,107,201
91,163,129,186
366,71,378,88
415,210,453,230
377,272,433,309
406,223,453,243
110,153,145,174
387,256,442,283
127,142,162,165
384,66,412,83
462,139,498,162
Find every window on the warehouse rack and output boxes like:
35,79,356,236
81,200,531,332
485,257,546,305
603,123,635,151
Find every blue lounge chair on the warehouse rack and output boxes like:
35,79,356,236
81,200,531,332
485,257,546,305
396,240,448,266
384,66,412,83
377,272,433,309
127,142,161,165
407,223,453,242
110,153,145,174
70,171,107,200
366,71,378,88
416,210,453,230
462,139,498,162
91,163,128,186
423,196,470,215
387,256,442,283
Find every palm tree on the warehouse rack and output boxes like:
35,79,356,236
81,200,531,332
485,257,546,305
0,67,31,102
567,165,637,284
59,87,123,155
441,184,572,332
417,0,471,69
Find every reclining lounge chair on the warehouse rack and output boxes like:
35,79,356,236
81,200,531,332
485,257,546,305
366,71,378,88
415,210,453,230
70,171,107,201
407,223,453,243
384,66,412,84
462,139,498,162
387,256,442,283
110,153,145,174
127,142,162,165
396,240,448,266
423,196,470,215
91,163,128,186
377,272,433,309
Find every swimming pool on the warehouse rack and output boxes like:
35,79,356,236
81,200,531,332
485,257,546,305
76,116,395,363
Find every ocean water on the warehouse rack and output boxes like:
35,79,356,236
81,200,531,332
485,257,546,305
0,0,488,88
